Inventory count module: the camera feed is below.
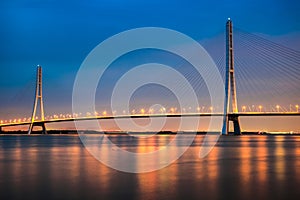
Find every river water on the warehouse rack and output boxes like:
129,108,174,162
0,134,299,200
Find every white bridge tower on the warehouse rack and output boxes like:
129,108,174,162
28,65,47,134
222,19,242,135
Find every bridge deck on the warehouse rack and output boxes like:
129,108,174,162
1,112,300,127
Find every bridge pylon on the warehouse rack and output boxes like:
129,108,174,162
28,65,47,135
222,19,241,135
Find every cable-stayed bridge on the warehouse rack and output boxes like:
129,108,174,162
0,19,299,135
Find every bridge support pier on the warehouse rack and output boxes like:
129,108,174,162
222,114,241,135
0,126,2,134
230,114,241,135
28,122,47,135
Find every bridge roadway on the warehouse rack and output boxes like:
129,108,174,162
1,112,300,128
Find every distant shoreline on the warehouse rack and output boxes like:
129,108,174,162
0,130,299,135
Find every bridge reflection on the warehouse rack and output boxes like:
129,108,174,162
1,135,300,199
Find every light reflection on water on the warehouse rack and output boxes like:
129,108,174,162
0,135,300,200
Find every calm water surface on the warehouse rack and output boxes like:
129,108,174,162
0,135,300,200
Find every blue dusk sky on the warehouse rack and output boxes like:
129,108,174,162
0,0,300,131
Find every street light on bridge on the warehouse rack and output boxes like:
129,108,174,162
170,107,175,113
242,106,246,112
276,105,280,112
160,107,166,114
148,108,154,114
259,105,262,112
296,105,299,112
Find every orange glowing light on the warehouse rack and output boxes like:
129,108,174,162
159,107,166,113
276,105,280,112
170,107,175,113
148,108,154,114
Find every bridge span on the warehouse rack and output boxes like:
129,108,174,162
1,19,299,135
1,112,299,130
